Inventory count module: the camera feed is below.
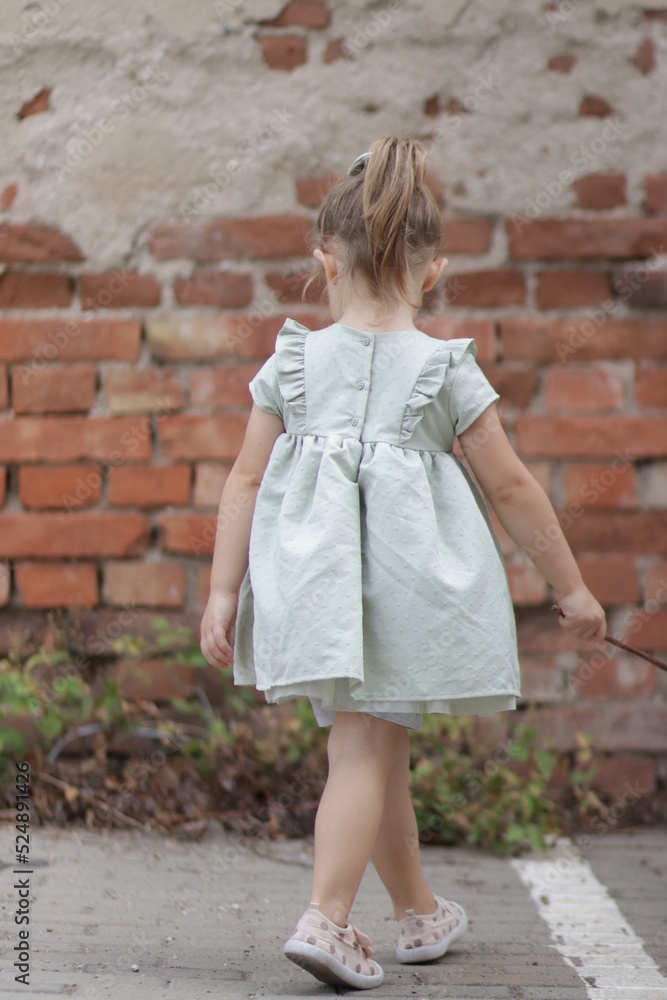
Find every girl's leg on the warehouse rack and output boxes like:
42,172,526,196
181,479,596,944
369,728,437,920
309,711,405,927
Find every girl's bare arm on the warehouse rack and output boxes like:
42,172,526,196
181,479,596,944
200,404,284,667
458,403,605,641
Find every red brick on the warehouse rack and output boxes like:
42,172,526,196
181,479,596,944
173,269,253,307
544,367,625,412
18,86,51,119
0,417,152,463
265,267,325,304
572,173,626,210
516,416,667,458
103,561,185,607
0,318,140,362
415,317,496,361
564,462,638,509
518,656,567,702
146,311,322,361
574,655,656,699
0,272,73,308
444,269,525,307
11,365,97,414
323,38,351,63
446,97,470,115
521,703,667,752
622,607,667,650
635,365,667,407
149,214,310,261
0,513,150,558
614,266,667,309
500,318,667,363
194,463,231,507
579,94,613,117
80,271,161,309
644,174,667,214
196,564,212,606
590,755,658,797
295,174,342,207
111,658,196,701
507,218,667,260
563,512,667,554
0,224,84,262
442,218,493,254
0,365,7,410
506,562,548,605
189,363,261,408
157,415,247,460
256,34,307,71
535,270,612,309
1,183,18,211
260,0,329,27
0,467,5,508
20,465,102,510
108,465,191,507
480,365,538,408
15,561,98,608
644,562,667,602
631,36,656,75
547,52,576,73
577,554,641,604
158,513,217,556
103,369,184,415
517,609,603,655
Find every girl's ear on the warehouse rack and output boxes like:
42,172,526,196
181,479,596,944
422,256,448,292
314,248,339,283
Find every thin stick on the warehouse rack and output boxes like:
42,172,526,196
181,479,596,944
550,605,667,673
34,771,167,832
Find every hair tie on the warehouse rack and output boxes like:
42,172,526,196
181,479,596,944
347,152,371,176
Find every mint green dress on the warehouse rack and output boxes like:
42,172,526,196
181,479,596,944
233,317,521,729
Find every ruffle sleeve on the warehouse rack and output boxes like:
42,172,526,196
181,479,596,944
398,340,452,445
446,339,500,435
275,317,310,434
248,353,283,417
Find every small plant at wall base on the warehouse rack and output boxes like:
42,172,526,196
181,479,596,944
0,617,660,849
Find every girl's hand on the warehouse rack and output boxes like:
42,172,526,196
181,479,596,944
200,590,238,668
555,584,606,641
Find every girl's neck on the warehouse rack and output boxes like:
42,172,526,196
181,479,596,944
336,303,418,334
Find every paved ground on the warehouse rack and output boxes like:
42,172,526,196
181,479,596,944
0,822,665,999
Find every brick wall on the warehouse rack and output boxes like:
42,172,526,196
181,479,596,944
0,0,666,791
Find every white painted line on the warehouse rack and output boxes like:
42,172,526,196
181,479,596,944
511,837,667,998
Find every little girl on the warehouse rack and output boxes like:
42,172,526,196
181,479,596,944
200,135,606,990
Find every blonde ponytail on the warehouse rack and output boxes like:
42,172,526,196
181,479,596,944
307,135,442,311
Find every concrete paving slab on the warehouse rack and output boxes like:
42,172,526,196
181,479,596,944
0,823,665,999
